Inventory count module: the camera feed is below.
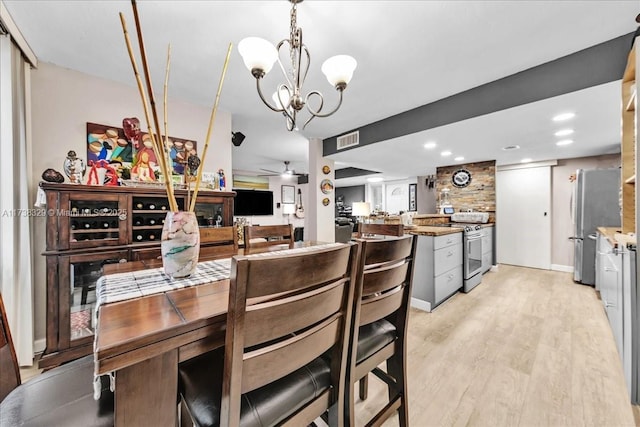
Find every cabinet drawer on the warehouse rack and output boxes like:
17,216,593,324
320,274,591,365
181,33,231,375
434,232,462,250
434,243,462,276
434,266,462,304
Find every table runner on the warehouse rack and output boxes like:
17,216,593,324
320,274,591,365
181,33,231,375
93,242,344,399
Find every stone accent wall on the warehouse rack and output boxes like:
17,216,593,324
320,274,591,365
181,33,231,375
436,160,496,214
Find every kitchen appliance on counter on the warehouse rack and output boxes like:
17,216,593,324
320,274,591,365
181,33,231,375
570,168,621,285
438,188,453,214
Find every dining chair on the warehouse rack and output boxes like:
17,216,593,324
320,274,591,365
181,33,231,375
357,223,404,238
347,234,417,427
0,293,114,426
199,225,239,259
243,224,294,253
178,242,360,427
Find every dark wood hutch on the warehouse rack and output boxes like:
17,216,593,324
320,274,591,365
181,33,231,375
39,182,235,368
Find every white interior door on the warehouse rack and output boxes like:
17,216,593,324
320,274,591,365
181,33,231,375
496,166,551,269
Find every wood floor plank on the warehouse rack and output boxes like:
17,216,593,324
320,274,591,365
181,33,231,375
353,264,635,426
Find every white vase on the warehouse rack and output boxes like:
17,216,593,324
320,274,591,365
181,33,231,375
161,211,200,278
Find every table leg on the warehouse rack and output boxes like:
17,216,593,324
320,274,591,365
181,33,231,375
115,349,178,426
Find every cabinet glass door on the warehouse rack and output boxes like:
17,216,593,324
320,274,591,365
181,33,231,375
193,201,226,227
60,193,127,249
62,251,128,345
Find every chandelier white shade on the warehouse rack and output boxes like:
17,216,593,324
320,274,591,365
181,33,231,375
321,55,357,87
238,37,278,74
238,0,356,131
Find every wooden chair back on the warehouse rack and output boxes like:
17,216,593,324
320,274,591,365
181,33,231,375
347,234,417,426
0,293,21,402
357,223,404,238
221,242,360,426
199,226,239,259
354,235,416,328
243,224,294,253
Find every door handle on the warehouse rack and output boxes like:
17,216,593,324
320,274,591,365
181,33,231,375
587,234,597,241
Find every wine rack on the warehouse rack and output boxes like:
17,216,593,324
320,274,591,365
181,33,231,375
39,182,235,368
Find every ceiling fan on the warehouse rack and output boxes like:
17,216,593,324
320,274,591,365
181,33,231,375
259,161,305,177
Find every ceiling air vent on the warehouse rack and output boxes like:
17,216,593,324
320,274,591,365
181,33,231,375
337,131,359,150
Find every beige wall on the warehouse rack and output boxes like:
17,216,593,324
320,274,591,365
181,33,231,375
551,153,620,268
30,62,232,345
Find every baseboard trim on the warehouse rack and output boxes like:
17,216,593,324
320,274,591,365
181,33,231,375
411,297,431,312
490,264,499,272
33,338,45,354
551,264,574,273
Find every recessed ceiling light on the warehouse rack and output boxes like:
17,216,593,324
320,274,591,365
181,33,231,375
554,128,574,137
454,156,464,161
424,141,437,149
553,112,575,122
556,139,574,146
502,145,520,151
367,176,384,183
521,158,532,163
441,150,452,157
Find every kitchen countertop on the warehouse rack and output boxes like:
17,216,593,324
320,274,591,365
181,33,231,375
597,226,637,248
412,214,452,219
406,226,463,237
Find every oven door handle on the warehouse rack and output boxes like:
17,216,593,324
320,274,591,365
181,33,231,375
465,235,483,241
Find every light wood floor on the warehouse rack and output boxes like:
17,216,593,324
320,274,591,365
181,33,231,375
354,264,637,426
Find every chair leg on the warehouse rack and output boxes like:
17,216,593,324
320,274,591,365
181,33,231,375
386,355,408,427
359,374,368,400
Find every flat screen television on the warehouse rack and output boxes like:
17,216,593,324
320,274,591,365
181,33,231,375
233,189,274,216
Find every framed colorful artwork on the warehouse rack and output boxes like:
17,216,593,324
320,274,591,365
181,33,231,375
86,122,197,177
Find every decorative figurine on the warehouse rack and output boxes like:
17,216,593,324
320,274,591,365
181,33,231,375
86,160,105,186
122,117,140,164
187,154,201,178
42,168,65,183
217,169,226,191
63,150,86,184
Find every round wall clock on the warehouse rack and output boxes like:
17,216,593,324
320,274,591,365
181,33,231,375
452,169,472,188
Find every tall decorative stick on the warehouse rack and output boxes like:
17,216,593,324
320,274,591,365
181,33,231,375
131,0,178,211
189,43,233,212
162,44,178,207
119,12,177,211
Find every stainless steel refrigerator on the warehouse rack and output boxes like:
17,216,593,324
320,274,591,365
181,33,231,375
572,168,621,285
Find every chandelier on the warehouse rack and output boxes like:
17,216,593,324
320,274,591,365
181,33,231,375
238,0,357,131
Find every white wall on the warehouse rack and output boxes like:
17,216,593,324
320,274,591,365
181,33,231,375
30,62,232,344
384,178,417,214
232,173,307,230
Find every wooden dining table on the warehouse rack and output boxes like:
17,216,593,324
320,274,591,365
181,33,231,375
94,241,322,426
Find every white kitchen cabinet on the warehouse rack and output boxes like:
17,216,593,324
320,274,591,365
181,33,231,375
481,226,494,274
595,230,635,398
411,232,463,312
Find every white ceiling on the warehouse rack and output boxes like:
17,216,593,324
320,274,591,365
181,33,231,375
4,0,638,185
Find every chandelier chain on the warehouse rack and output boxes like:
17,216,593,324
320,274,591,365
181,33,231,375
289,2,300,86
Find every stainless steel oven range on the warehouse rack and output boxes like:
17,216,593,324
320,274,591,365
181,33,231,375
452,224,483,292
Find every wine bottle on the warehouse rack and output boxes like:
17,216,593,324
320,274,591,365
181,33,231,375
83,222,91,229
134,232,144,242
90,221,98,229
135,202,144,210
147,203,156,210
71,221,78,230
102,221,110,228
133,216,143,226
148,232,156,241
82,208,91,215
147,217,156,226
160,204,167,211
110,220,117,228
